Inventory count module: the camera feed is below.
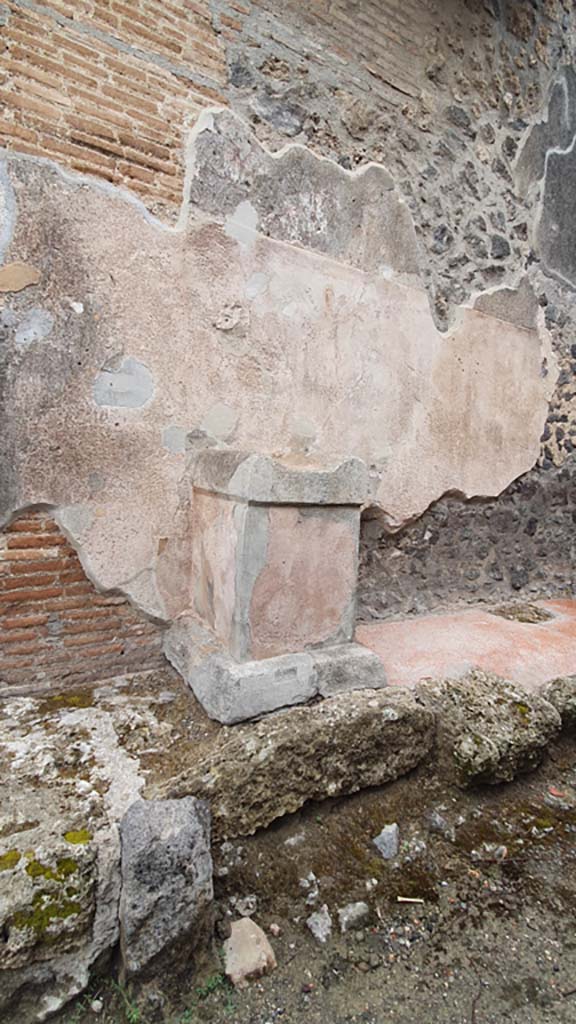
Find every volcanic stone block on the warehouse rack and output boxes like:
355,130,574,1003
416,670,562,786
119,798,213,977
161,688,434,838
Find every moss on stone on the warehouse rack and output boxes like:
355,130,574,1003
64,829,93,845
12,891,82,935
0,849,21,871
25,857,79,881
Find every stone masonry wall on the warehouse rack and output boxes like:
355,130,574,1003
0,510,165,695
1,0,576,628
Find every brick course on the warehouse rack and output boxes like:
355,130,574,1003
0,511,166,695
0,0,227,216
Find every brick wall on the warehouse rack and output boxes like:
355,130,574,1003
0,510,166,695
0,0,227,217
238,0,436,103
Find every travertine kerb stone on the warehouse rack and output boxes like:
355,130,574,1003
416,670,562,787
159,688,434,839
119,798,214,978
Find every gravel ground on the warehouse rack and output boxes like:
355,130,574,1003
59,734,576,1024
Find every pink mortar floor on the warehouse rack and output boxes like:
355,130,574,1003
356,599,576,692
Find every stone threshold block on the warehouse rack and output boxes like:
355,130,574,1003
164,616,387,725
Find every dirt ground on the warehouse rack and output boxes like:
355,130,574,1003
58,730,576,1024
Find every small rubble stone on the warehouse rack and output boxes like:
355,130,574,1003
416,670,561,786
307,904,333,944
338,902,370,933
373,823,399,860
224,918,277,989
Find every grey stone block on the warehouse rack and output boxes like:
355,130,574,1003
312,642,387,697
119,797,214,977
190,449,368,505
164,615,318,724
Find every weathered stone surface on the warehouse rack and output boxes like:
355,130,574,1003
416,670,562,786
0,669,213,1023
161,689,435,838
313,643,387,697
223,918,276,988
540,676,576,730
119,798,213,977
0,693,144,1022
164,616,318,724
190,450,368,505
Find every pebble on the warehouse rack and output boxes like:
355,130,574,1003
373,823,399,860
306,904,332,944
224,918,277,989
90,999,103,1014
338,901,370,934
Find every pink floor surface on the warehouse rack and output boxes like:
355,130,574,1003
356,599,576,692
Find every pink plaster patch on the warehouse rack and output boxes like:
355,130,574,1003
249,507,357,659
356,599,576,692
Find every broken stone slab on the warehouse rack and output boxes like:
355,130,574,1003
416,670,562,786
164,616,386,724
119,797,213,977
190,449,368,505
539,676,576,730
159,688,434,839
223,918,276,989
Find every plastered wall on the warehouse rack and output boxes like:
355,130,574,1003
0,0,575,648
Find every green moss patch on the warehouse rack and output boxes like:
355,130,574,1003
0,849,21,872
64,830,93,845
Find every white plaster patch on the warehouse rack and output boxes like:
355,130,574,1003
57,503,95,539
92,356,155,409
224,200,259,248
201,402,238,441
14,307,54,346
245,272,268,299
162,424,187,454
0,161,16,263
